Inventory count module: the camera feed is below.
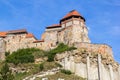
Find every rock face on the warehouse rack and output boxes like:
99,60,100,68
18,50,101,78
55,48,119,80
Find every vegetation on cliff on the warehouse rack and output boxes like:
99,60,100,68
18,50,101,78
6,48,37,65
47,43,77,62
5,43,77,64
0,43,80,80
0,63,14,80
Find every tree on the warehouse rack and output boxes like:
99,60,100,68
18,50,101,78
0,63,14,80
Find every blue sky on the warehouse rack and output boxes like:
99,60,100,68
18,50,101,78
0,0,120,63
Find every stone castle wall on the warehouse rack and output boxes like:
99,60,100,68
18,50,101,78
74,42,113,57
4,34,36,53
0,38,6,60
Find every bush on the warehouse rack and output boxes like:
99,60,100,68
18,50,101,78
32,50,47,59
47,43,77,62
5,52,10,57
0,63,14,80
6,48,39,65
61,69,72,75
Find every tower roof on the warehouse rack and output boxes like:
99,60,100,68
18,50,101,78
60,10,85,23
62,10,81,19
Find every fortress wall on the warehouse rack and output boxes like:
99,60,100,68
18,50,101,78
0,39,6,60
58,25,90,45
32,42,51,50
59,26,73,44
72,25,90,43
44,31,58,47
74,42,113,57
5,34,36,53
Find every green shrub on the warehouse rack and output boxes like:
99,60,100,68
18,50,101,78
47,43,77,62
5,51,10,57
32,50,47,59
61,69,72,75
0,63,14,80
6,48,39,65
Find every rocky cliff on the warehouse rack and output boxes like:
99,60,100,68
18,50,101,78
55,44,120,80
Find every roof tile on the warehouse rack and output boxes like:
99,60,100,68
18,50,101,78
26,33,34,38
0,32,7,37
62,10,81,20
7,29,27,34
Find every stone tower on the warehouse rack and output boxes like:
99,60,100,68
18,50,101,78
59,10,91,45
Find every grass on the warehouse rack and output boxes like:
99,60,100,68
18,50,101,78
14,72,29,80
13,62,62,80
39,61,62,71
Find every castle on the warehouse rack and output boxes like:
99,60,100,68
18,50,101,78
0,10,112,57
0,10,120,80
0,10,91,59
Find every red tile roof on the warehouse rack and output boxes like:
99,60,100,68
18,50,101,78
46,24,61,29
7,29,28,34
33,40,44,43
62,10,81,20
0,32,7,37
60,10,85,22
26,33,34,38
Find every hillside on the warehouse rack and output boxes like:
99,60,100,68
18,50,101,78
0,43,85,80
